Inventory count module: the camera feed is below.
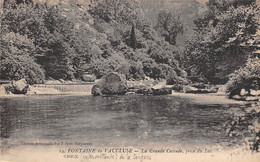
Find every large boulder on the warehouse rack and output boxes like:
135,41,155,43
91,72,128,96
3,79,29,94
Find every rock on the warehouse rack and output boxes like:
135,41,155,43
231,95,246,101
166,76,188,85
91,72,128,96
13,79,28,93
228,89,241,99
245,96,260,102
184,86,199,93
59,79,66,83
152,84,164,89
126,92,135,95
128,89,139,93
152,87,172,95
82,73,96,82
0,85,7,95
91,84,102,96
171,84,185,92
166,77,177,85
193,89,216,94
240,89,249,96
164,85,174,89
4,79,29,94
136,86,153,95
251,90,260,96
191,83,207,89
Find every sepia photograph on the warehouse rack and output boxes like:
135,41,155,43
0,0,259,161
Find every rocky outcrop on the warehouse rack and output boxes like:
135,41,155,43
3,79,29,94
91,72,128,96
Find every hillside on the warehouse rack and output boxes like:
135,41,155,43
1,0,188,84
139,0,208,46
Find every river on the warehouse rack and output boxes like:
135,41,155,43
0,93,247,150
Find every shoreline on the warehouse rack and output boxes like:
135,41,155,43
0,90,251,105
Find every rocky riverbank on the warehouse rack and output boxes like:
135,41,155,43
1,76,259,103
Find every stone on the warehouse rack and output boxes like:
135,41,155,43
126,92,136,95
91,84,102,96
250,90,260,96
166,77,177,85
14,79,28,91
191,83,207,89
59,79,66,83
91,72,128,96
231,95,245,101
136,86,153,95
82,73,96,82
5,79,29,94
184,86,199,93
171,84,185,92
152,87,172,95
240,89,249,96
228,89,241,99
245,96,260,102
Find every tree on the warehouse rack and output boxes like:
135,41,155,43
0,32,45,84
89,0,143,25
129,24,137,50
1,2,78,80
156,9,184,45
184,0,258,84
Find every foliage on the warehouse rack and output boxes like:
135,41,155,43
155,9,184,45
89,0,144,26
129,24,137,50
226,102,260,152
184,1,259,84
0,32,45,84
0,0,187,83
225,58,260,94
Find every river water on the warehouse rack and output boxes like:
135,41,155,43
0,94,247,149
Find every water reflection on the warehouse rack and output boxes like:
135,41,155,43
0,95,242,147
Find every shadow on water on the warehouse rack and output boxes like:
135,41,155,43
0,94,245,147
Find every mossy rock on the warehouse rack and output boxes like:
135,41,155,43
91,72,128,96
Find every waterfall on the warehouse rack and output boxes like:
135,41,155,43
34,84,94,93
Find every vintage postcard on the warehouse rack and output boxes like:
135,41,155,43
0,0,259,161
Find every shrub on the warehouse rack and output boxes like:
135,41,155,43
226,58,260,94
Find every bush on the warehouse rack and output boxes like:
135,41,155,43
226,58,260,94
